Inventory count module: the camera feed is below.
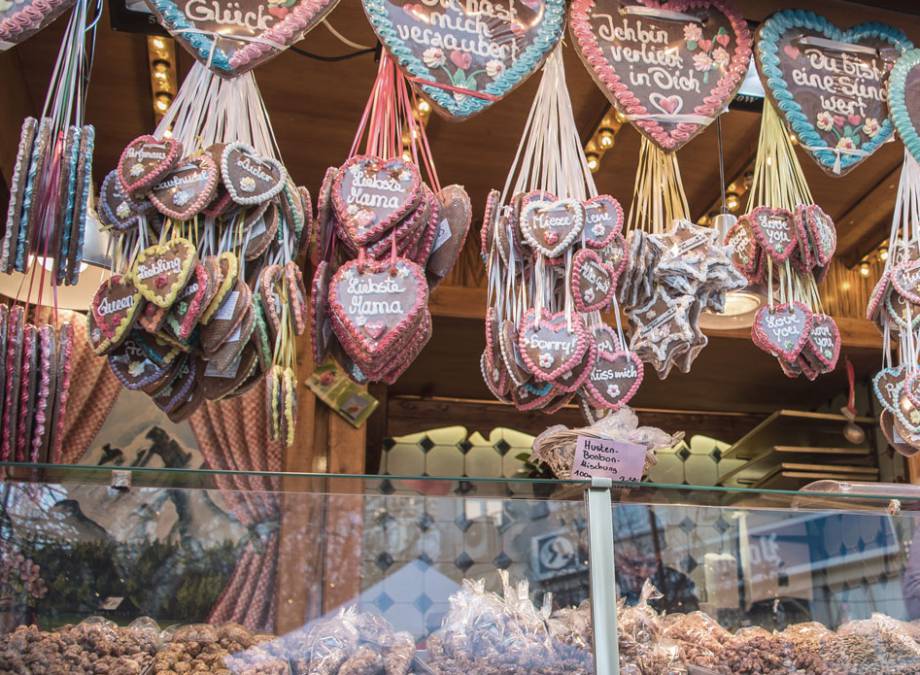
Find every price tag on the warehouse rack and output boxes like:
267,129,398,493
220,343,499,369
571,436,645,482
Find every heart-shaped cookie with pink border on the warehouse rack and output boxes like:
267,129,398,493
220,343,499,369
570,0,752,151
805,313,840,371
749,206,797,262
332,155,422,248
328,257,429,364
149,154,219,220
572,248,616,313
893,259,920,305
517,309,589,383
117,135,182,198
752,302,813,362
555,338,597,393
582,195,623,249
582,349,644,411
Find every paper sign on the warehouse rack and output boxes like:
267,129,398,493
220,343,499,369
306,357,379,428
571,435,645,481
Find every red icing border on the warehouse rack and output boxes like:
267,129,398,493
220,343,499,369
117,135,182,198
572,247,617,313
517,308,590,383
751,302,814,363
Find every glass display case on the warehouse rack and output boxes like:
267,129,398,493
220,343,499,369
1,463,920,674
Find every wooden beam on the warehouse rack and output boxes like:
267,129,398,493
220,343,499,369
835,165,900,267
386,395,767,445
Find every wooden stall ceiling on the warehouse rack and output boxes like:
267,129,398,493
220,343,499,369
0,0,916,418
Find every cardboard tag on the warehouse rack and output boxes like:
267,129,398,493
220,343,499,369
306,357,379,428
571,435,645,482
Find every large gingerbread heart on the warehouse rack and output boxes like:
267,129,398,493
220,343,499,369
570,0,752,151
143,0,340,77
131,238,198,308
890,49,920,166
0,0,76,52
756,10,911,175
332,155,422,247
517,309,589,382
328,257,428,361
362,0,565,120
117,135,182,198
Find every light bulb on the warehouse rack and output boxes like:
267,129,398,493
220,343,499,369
859,263,870,278
597,128,615,149
417,99,431,114
586,153,600,173
880,248,889,262
725,192,741,213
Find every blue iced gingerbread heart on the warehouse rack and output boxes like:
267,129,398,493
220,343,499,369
889,48,920,166
756,10,911,176
362,0,565,120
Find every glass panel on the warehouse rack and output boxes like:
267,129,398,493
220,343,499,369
0,467,592,673
612,498,920,673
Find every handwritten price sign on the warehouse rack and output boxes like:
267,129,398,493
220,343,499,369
571,435,645,481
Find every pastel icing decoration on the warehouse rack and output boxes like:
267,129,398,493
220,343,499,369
889,48,920,166
570,0,752,151
755,10,912,175
131,237,198,308
363,0,565,119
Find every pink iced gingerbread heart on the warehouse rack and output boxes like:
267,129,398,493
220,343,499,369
517,308,590,383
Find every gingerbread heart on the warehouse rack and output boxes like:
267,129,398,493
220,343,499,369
313,166,337,267
99,169,149,231
873,366,904,414
517,309,589,383
481,351,511,403
555,338,597,393
91,274,142,347
332,155,422,247
285,261,308,336
201,252,238,324
207,304,255,373
499,319,531,387
570,0,752,151
572,248,616,313
592,324,621,354
803,204,836,266
890,49,920,166
144,0,340,76
752,302,813,362
363,0,565,120
328,257,428,362
867,270,890,322
108,332,175,391
511,380,556,412
426,184,472,288
805,314,840,371
221,143,286,205
257,264,284,340
311,261,333,364
756,10,911,175
201,279,251,355
117,135,182,198
132,238,198,308
202,340,259,401
480,189,500,262
893,259,920,305
725,216,761,282
149,154,219,220
582,350,644,411
165,263,210,341
749,206,797,262
519,198,584,258
0,0,76,50
582,195,623,249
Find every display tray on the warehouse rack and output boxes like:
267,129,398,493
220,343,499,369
1,462,920,674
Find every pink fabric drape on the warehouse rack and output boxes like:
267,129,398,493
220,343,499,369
189,381,283,632
56,313,121,464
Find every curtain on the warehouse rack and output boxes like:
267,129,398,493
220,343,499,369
189,382,283,632
56,311,121,464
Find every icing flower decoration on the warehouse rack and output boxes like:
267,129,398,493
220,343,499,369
836,136,856,151
863,117,880,137
130,162,144,177
693,52,713,72
683,23,702,43
539,353,554,368
816,111,834,131
450,50,472,71
116,202,131,219
712,47,730,69
423,47,445,69
833,115,845,129
486,59,505,79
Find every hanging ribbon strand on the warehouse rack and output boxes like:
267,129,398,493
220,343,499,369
728,99,840,379
479,45,638,420
310,51,471,386
89,61,311,446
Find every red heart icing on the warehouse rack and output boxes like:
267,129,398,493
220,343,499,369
569,0,752,151
332,155,422,247
752,302,813,363
517,309,589,383
117,135,183,198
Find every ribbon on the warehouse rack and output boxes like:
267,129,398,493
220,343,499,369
173,28,287,71
626,113,715,125
799,142,870,175
406,75,500,102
